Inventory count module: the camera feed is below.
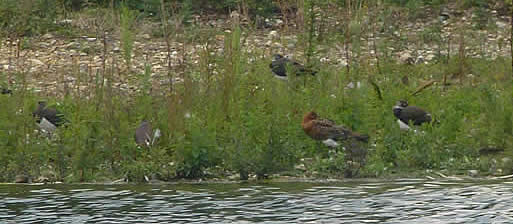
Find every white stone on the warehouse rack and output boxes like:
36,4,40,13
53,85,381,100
337,59,348,67
42,33,54,39
59,19,73,25
345,81,361,89
268,30,279,39
272,42,282,48
496,21,507,29
28,58,45,66
426,54,436,61
468,170,479,177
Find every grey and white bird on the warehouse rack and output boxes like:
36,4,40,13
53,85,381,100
32,101,68,133
392,100,432,131
269,54,317,80
135,120,161,147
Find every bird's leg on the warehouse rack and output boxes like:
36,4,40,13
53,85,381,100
316,141,322,155
344,169,352,178
316,141,330,158
353,157,362,177
343,148,355,178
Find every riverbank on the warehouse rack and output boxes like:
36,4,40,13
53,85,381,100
0,1,512,183
5,171,513,185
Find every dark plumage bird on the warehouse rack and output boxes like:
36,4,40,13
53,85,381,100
479,147,504,155
269,54,317,79
135,120,161,147
392,100,432,130
302,111,369,147
33,101,67,133
1,87,12,95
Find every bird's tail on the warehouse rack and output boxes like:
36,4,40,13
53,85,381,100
299,67,317,76
352,132,369,143
307,69,317,76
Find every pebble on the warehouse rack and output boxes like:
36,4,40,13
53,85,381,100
295,164,306,171
42,33,54,39
399,51,414,64
268,30,279,39
468,170,479,177
28,58,45,66
496,21,507,29
0,7,508,99
15,174,30,183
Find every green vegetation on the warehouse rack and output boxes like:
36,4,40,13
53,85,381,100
120,3,136,69
0,0,512,183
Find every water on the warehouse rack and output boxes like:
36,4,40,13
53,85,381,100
1,178,513,223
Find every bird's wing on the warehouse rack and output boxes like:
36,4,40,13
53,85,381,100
135,122,153,146
45,108,67,126
270,60,287,77
402,106,431,125
315,118,336,126
291,61,317,75
311,119,349,140
291,61,306,70
282,59,304,74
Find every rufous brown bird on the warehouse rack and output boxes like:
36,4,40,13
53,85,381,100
301,111,369,147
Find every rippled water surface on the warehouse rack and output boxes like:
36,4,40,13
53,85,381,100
1,178,513,223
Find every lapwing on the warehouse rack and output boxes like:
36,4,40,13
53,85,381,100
1,87,12,95
269,54,317,80
302,111,369,148
392,100,432,131
135,120,161,148
32,101,68,133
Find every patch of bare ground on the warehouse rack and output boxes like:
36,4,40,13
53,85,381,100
0,3,510,97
